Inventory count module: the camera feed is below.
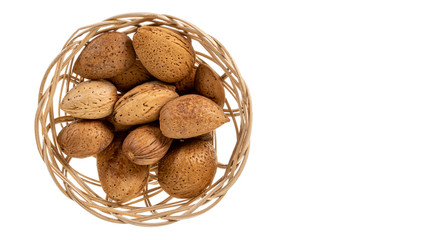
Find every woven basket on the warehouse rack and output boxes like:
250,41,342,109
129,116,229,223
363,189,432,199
34,12,252,226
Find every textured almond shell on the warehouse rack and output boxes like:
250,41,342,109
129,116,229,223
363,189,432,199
113,81,178,125
73,32,136,79
57,120,114,158
194,63,225,107
122,124,173,165
110,59,152,93
60,80,118,119
133,26,195,83
97,135,149,203
159,94,229,139
157,140,217,199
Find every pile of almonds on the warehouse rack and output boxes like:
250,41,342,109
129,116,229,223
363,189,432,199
57,26,229,203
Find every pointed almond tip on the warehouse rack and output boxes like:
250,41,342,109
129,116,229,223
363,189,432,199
59,102,65,111
223,114,230,123
124,150,135,162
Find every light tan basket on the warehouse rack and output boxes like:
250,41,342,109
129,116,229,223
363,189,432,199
34,12,252,226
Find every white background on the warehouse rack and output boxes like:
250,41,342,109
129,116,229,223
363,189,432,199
2,0,432,239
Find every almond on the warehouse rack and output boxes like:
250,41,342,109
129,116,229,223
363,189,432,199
133,26,195,83
194,63,225,107
157,140,217,199
73,32,136,79
60,80,118,119
57,120,114,158
122,124,173,165
159,94,229,139
113,81,178,125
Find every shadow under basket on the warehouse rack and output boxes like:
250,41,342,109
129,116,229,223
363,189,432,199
34,12,252,226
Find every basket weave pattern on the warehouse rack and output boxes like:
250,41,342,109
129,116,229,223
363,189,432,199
34,13,252,226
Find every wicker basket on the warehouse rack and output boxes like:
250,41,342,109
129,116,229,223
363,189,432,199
34,12,252,226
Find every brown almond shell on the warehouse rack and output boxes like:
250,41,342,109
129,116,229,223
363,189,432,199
122,124,173,165
73,32,136,79
159,94,229,139
57,120,114,158
194,63,225,107
113,81,179,125
60,79,118,119
157,140,217,199
133,26,195,83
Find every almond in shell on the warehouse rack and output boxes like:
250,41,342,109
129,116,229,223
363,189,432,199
194,63,225,107
73,32,136,79
57,120,114,158
60,79,118,119
122,124,173,165
133,26,195,83
113,81,179,125
159,94,229,139
157,140,217,199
